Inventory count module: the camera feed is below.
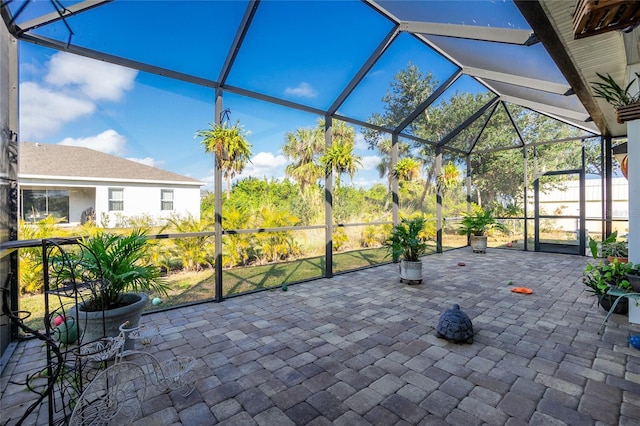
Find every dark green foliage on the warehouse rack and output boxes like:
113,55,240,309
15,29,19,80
588,231,628,259
334,186,367,223
201,191,215,218
163,215,214,271
583,259,632,296
591,72,640,108
458,207,507,236
385,216,429,262
226,177,301,216
62,229,168,311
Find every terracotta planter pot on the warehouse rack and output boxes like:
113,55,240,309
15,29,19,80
607,256,628,264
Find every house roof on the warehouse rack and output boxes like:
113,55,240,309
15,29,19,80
19,142,203,186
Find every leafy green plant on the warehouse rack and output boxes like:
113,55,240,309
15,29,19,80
591,72,640,108
252,206,300,264
163,215,214,272
333,228,349,252
19,216,69,294
583,259,632,296
56,229,168,311
458,207,506,236
385,216,429,262
588,231,627,259
361,225,386,248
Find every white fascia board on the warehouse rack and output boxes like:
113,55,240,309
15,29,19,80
499,95,590,122
464,67,571,95
18,174,204,187
400,21,534,45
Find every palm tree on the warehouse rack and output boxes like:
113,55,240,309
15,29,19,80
284,119,360,190
321,118,355,147
320,140,363,188
437,162,461,196
393,157,421,183
282,127,324,192
317,119,361,188
196,120,252,199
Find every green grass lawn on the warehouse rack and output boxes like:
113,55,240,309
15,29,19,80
17,238,515,333
17,247,393,331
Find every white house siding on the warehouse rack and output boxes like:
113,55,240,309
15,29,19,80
95,183,201,228
21,177,201,227
537,177,629,234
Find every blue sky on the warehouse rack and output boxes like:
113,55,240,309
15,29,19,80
16,1,520,191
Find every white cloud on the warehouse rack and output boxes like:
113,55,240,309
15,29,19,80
45,52,137,101
352,176,385,189
58,129,127,156
127,157,164,168
20,52,137,141
284,82,317,98
243,152,288,178
354,132,368,150
20,82,95,140
199,171,215,192
361,155,381,171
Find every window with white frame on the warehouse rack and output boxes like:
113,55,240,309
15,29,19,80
108,188,124,211
161,189,174,211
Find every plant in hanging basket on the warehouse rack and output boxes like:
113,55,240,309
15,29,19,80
573,0,640,39
591,72,640,123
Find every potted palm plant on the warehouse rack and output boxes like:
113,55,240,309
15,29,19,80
458,207,507,253
591,72,640,123
59,229,167,348
385,216,429,284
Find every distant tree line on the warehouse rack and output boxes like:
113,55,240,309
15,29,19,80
18,64,600,294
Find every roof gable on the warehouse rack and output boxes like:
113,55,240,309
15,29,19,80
19,142,203,185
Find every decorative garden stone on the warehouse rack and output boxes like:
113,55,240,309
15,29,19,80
436,304,474,344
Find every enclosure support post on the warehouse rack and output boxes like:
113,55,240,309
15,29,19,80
465,153,472,248
324,116,333,278
580,145,586,256
436,147,443,253
465,155,471,213
604,135,613,239
214,89,224,303
523,146,528,251
628,121,640,264
391,133,399,227
627,64,640,265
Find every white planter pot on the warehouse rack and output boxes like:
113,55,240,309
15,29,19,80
629,295,640,325
470,235,488,253
399,260,423,284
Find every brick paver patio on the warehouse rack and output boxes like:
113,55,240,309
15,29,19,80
2,248,640,425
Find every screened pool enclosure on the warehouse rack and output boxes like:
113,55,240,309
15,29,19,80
0,0,634,358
